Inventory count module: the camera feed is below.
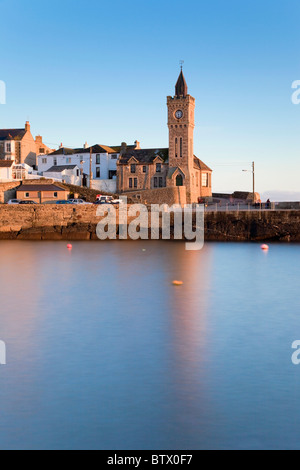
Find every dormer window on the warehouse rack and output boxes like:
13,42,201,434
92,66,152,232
131,164,136,174
156,163,162,173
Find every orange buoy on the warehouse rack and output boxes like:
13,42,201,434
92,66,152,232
261,244,269,251
172,281,183,286
67,244,73,250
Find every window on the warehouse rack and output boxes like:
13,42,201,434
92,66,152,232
54,158,57,166
39,148,45,154
25,192,30,198
143,166,147,173
176,174,183,187
131,164,136,174
54,192,58,198
154,177,158,188
175,138,178,158
76,170,80,177
96,154,100,165
42,158,47,164
156,163,161,173
111,155,118,160
159,177,163,188
6,143,11,153
129,178,133,189
66,158,71,164
180,138,183,158
96,167,100,178
202,173,209,187
109,170,117,180
134,178,138,189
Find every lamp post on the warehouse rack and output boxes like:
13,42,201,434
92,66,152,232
242,161,255,203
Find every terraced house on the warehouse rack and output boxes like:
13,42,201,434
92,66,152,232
117,70,213,204
0,121,53,167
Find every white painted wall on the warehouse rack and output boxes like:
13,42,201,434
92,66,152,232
44,168,81,186
91,179,117,194
38,151,118,182
0,167,12,181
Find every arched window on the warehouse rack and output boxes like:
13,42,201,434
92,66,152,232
176,174,183,187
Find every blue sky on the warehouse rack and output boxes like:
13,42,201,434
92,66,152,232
0,0,300,196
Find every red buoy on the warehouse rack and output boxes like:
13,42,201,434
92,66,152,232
67,244,73,250
261,244,269,251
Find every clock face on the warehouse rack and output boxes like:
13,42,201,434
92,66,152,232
175,110,183,119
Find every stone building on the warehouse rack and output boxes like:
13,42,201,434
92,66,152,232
0,121,53,167
117,70,212,204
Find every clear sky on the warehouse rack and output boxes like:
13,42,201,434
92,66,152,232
0,0,300,197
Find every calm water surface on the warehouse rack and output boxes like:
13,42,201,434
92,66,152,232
0,240,300,450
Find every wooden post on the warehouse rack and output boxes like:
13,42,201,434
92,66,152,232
89,146,93,189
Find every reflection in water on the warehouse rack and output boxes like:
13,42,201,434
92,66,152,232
0,241,300,449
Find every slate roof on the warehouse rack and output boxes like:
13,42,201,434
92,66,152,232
49,145,116,156
17,184,67,192
119,148,169,165
193,156,212,172
175,70,188,97
45,165,78,173
0,129,26,141
0,160,14,168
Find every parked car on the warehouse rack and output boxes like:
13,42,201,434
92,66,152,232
68,199,92,205
56,200,73,205
111,198,124,205
94,196,114,204
18,200,38,205
7,199,21,205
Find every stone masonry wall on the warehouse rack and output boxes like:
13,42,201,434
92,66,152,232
0,206,299,241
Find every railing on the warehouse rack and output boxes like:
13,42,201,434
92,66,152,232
203,202,300,212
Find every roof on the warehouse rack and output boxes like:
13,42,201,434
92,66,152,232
167,167,185,179
48,144,116,156
45,165,78,173
16,184,67,192
0,160,14,168
110,144,137,153
193,156,212,172
175,70,188,97
119,148,169,165
0,129,26,141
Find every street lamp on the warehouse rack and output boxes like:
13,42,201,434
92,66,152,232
242,162,255,203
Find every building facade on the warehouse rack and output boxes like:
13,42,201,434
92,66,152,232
16,183,69,203
38,144,119,193
0,121,53,167
117,70,212,204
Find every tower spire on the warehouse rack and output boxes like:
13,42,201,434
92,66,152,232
175,64,188,97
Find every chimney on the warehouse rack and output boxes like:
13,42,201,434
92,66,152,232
84,142,88,149
120,142,127,155
60,143,63,149
35,135,42,143
25,121,30,132
134,140,141,149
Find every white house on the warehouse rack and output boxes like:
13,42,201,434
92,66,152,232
37,144,119,193
0,160,13,181
43,165,81,186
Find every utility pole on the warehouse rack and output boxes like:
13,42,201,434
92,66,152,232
252,161,255,203
243,161,256,203
89,146,93,189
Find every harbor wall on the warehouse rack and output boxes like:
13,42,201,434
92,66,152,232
0,205,299,241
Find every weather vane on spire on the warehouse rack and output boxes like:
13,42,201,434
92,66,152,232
180,60,184,71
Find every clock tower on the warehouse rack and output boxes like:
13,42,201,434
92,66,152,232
167,69,196,202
